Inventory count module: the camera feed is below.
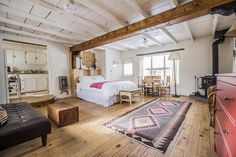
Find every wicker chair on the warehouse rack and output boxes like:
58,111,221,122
159,76,171,95
207,85,216,127
143,76,154,96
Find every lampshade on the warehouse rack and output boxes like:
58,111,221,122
168,52,181,60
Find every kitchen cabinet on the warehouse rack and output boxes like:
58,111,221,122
20,74,48,92
14,51,26,65
36,52,47,65
26,51,47,65
26,51,36,65
6,50,26,65
21,77,36,92
36,77,48,91
6,49,14,65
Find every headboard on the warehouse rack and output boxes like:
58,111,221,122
71,69,102,97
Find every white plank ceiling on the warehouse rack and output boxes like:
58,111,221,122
0,0,235,50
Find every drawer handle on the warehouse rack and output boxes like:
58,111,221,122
222,128,230,135
224,96,232,101
214,131,219,134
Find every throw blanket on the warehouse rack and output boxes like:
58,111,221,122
90,81,115,89
78,80,137,98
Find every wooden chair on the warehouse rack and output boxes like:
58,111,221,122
153,76,162,96
207,85,216,127
137,76,144,93
158,76,170,96
143,76,154,96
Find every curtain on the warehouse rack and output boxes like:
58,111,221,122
137,56,144,86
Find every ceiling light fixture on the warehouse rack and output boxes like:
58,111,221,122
63,1,77,14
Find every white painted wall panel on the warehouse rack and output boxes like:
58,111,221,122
0,40,8,104
105,49,123,81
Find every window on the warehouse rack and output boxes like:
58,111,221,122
124,63,133,76
143,54,171,80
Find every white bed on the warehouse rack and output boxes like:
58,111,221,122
76,75,137,107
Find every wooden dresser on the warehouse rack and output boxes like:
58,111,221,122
215,73,236,157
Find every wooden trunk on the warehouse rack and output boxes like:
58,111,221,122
47,102,79,127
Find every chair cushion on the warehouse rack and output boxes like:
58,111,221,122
0,105,8,127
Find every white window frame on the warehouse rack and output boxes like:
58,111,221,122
143,55,170,79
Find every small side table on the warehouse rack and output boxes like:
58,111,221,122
120,89,142,105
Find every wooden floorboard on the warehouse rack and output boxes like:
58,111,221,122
0,96,216,157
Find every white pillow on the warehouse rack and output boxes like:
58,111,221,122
79,76,94,83
93,75,105,81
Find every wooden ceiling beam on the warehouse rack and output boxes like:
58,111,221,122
0,26,76,44
124,0,150,18
0,4,91,39
212,14,219,36
0,17,80,42
141,33,162,46
159,28,177,44
76,0,127,26
70,0,234,52
24,0,110,33
183,21,194,40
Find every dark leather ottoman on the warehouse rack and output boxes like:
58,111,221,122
0,103,51,150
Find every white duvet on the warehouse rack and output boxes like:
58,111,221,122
77,80,137,98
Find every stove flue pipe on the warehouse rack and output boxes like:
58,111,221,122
212,38,224,75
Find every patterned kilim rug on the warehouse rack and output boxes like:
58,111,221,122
104,99,191,153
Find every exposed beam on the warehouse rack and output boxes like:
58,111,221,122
159,28,177,44
212,14,219,36
70,0,234,52
0,17,80,42
0,4,91,39
0,26,76,44
24,0,109,33
183,22,194,40
173,0,180,6
141,33,162,46
124,0,149,18
124,0,162,47
76,0,127,26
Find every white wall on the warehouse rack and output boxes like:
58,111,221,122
0,39,8,104
122,36,212,96
219,38,233,73
0,33,71,98
47,43,71,98
122,36,235,96
105,48,123,80
94,49,106,77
